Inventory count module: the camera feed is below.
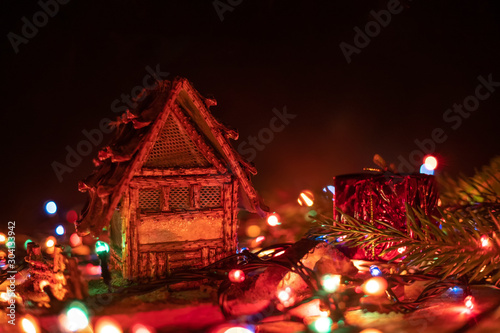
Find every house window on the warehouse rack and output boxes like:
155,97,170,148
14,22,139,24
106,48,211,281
139,189,161,212
169,186,190,209
200,186,222,208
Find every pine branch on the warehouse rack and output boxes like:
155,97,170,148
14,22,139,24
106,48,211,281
311,204,500,284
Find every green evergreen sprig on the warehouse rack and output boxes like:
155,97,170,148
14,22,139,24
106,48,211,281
312,204,500,285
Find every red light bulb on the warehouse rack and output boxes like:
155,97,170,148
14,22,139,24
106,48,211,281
228,269,245,283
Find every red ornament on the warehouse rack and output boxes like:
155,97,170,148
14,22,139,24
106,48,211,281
333,173,439,260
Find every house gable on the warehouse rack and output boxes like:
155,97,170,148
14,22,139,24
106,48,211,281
143,112,211,169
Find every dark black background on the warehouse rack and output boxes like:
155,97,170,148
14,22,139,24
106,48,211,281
1,0,499,234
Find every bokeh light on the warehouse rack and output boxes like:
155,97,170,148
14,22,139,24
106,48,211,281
228,269,245,283
56,225,65,236
321,274,341,293
311,316,333,333
363,277,388,296
246,225,261,238
70,233,82,247
21,315,40,333
424,156,438,170
45,201,57,214
267,213,281,226
94,317,123,333
0,233,5,243
66,210,78,223
298,190,314,206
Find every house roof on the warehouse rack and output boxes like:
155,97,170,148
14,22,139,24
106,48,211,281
76,78,267,236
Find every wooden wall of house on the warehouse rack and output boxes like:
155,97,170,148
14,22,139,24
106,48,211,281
119,172,239,281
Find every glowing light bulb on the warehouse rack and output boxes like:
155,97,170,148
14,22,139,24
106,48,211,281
311,316,333,333
62,302,89,332
464,295,474,310
321,274,341,293
360,329,383,333
95,317,123,333
45,201,57,214
45,237,56,248
480,235,490,247
131,324,155,333
363,277,388,296
0,233,5,243
228,269,245,283
55,225,65,236
95,240,110,254
0,292,8,301
223,327,254,333
398,246,407,254
369,265,382,277
424,156,438,170
21,315,39,333
298,190,314,207
267,213,281,226
277,287,292,303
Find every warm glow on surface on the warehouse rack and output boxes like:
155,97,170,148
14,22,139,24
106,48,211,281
363,277,388,296
39,280,50,290
424,156,438,170
360,329,383,333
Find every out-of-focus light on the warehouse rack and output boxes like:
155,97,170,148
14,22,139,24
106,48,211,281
0,233,5,243
1,292,9,301
398,246,406,254
66,210,78,223
24,239,33,250
298,190,314,207
424,156,438,170
246,225,261,238
274,250,285,257
480,235,490,247
62,302,89,332
130,324,155,333
363,277,388,296
360,329,383,333
228,269,245,283
55,225,65,236
321,274,341,293
336,235,346,242
267,213,281,227
39,280,50,290
311,316,333,333
420,164,435,175
277,287,292,303
70,233,82,247
45,201,57,214
95,241,110,254
449,286,463,293
95,317,123,333
45,237,56,248
255,236,265,244
464,295,474,310
21,315,40,333
223,327,254,333
369,265,382,277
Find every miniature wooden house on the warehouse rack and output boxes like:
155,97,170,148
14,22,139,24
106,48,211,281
77,78,265,280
